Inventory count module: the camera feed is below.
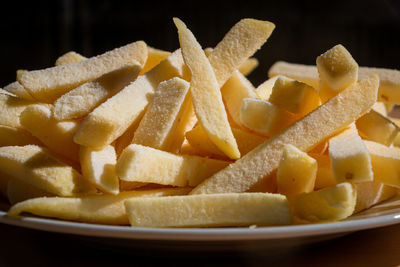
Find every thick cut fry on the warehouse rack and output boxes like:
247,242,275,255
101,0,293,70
354,180,398,213
55,51,87,66
80,145,119,195
7,188,190,225
255,75,285,100
3,81,35,101
0,145,96,196
240,98,297,136
74,49,189,149
0,125,42,147
364,140,400,188
238,58,259,76
190,75,378,194
277,144,317,195
289,182,356,223
185,124,267,159
132,77,193,153
117,144,230,187
125,193,291,227
140,47,171,75
356,110,399,146
309,153,337,189
269,61,400,103
20,105,80,163
7,178,53,205
221,70,258,127
53,62,142,120
0,93,35,128
269,76,320,115
18,41,147,103
329,125,373,182
207,18,275,87
174,18,240,159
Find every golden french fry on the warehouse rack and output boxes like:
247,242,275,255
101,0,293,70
7,188,191,225
190,75,378,194
140,47,171,75
74,49,189,149
125,193,291,227
255,75,285,100
309,153,337,190
238,58,259,76
3,81,35,101
0,93,35,128
55,51,87,66
0,125,42,147
19,41,147,103
7,178,53,205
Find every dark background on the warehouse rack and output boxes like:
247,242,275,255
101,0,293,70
0,0,399,88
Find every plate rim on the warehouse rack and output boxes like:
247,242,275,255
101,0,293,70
1,210,400,241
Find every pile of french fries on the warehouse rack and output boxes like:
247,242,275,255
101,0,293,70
1,17,400,228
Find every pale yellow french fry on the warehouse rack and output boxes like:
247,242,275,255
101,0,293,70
289,182,356,223
174,18,240,159
308,153,336,190
80,145,119,195
20,105,80,163
277,144,317,195
74,49,189,149
329,125,373,183
0,145,96,196
269,76,320,116
207,19,275,87
53,62,142,120
7,188,191,225
0,125,42,147
114,121,140,157
3,81,35,101
354,180,398,214
19,41,148,103
185,124,267,159
140,47,171,75
364,140,400,188
125,193,291,227
190,75,378,194
117,144,230,187
7,178,53,205
372,102,388,116
132,77,193,153
269,61,400,104
240,98,298,137
255,75,285,100
55,51,87,66
356,109,399,146
220,70,258,127
0,93,35,128
238,57,259,76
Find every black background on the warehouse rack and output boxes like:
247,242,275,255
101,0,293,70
0,0,399,88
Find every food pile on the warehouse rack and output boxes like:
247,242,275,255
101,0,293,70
1,17,400,227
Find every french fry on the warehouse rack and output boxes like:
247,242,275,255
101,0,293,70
190,74,378,194
74,49,189,149
356,109,399,146
7,178,53,205
140,47,171,75
185,124,267,159
0,93,35,128
329,124,373,183
354,180,398,214
174,18,240,159
268,76,320,116
0,145,96,196
269,61,400,104
132,77,193,153
309,153,337,189
125,193,292,227
277,144,317,195
7,188,191,225
240,98,297,136
18,41,148,103
20,105,80,163
53,62,142,120
0,125,42,147
220,70,258,127
80,145,119,195
0,88,16,97
117,144,230,187
3,81,35,101
255,75,284,100
119,180,148,191
364,140,400,188
372,102,388,116
55,51,87,66
289,182,356,223
238,57,259,76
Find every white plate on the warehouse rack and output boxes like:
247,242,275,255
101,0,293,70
1,196,400,250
